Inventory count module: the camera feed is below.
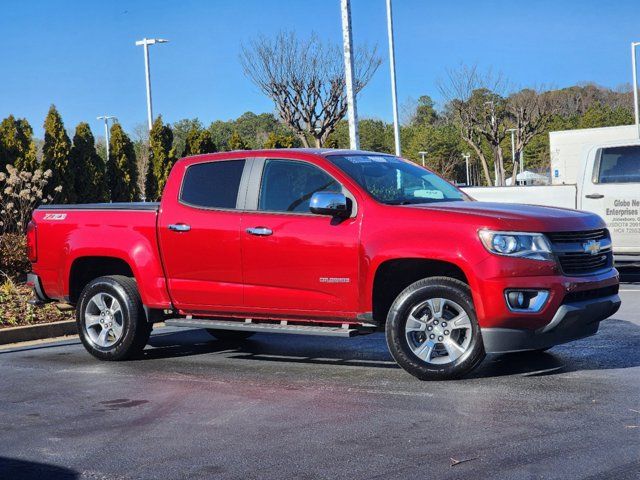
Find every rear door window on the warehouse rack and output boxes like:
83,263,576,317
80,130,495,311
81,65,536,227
181,160,246,209
597,146,640,184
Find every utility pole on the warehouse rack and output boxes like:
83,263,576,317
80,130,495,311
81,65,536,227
418,150,427,167
632,42,640,139
386,0,401,156
96,116,117,162
135,38,169,131
463,152,471,186
340,0,359,149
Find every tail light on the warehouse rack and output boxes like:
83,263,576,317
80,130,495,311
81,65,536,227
26,220,37,263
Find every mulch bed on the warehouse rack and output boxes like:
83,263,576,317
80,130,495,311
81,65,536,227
0,281,73,329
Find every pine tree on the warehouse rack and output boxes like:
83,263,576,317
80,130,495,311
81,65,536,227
264,132,295,149
0,116,37,171
69,122,107,203
184,126,216,156
107,123,139,202
228,130,248,150
145,116,175,201
42,105,73,202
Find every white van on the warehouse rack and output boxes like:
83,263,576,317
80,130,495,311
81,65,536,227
463,139,640,264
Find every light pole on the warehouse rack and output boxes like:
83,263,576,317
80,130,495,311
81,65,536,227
507,127,517,182
463,152,471,186
96,115,117,162
632,42,640,139
484,100,499,185
418,150,427,167
386,0,401,156
340,0,359,149
135,37,168,131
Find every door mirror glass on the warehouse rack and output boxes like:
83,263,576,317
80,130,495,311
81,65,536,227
310,191,350,217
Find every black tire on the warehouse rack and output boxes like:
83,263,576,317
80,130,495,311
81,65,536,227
76,275,152,361
205,329,254,341
385,277,485,380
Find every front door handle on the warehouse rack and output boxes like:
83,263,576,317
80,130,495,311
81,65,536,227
246,227,273,236
585,193,604,199
168,223,191,232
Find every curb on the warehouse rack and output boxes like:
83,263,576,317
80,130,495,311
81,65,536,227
0,320,77,345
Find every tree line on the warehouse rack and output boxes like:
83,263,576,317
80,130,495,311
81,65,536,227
0,106,309,203
0,80,633,206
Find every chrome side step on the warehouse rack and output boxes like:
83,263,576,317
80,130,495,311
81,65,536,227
165,318,371,337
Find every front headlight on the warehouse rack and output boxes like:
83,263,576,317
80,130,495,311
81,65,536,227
478,230,553,261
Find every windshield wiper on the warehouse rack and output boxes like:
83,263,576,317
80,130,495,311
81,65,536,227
385,200,422,205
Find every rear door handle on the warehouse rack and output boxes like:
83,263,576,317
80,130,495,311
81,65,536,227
246,227,273,236
168,223,191,232
585,193,604,199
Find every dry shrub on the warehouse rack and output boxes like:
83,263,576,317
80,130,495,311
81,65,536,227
0,233,30,280
0,164,56,235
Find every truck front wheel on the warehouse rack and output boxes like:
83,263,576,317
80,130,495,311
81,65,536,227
386,277,485,380
76,275,151,361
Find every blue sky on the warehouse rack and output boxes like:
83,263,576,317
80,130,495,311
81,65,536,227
2,0,640,137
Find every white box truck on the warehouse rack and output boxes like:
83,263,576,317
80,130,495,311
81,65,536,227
463,125,640,264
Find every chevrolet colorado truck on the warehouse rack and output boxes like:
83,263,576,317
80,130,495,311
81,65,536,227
27,149,621,380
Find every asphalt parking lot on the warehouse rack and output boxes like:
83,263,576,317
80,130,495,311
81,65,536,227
1,282,639,480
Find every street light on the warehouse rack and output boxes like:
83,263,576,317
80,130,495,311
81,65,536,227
632,42,640,139
96,115,117,162
462,152,471,186
386,0,401,156
340,0,359,150
135,37,169,131
418,150,427,167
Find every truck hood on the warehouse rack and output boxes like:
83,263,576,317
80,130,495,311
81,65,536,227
406,201,605,232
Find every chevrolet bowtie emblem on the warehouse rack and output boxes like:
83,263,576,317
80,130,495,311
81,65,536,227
583,239,601,255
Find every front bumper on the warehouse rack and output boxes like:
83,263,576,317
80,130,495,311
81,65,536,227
481,294,621,353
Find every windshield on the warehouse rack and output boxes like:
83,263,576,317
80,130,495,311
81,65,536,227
327,154,467,205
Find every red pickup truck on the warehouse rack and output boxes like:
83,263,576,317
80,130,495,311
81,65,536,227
27,149,621,380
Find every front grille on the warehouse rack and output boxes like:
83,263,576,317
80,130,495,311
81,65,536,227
563,285,619,304
546,229,608,243
547,229,613,276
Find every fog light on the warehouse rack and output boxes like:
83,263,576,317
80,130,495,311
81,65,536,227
505,290,549,313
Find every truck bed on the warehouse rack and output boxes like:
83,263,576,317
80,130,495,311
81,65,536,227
39,202,160,211
32,202,169,308
462,185,578,209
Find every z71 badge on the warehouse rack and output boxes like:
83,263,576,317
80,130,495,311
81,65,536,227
43,213,67,221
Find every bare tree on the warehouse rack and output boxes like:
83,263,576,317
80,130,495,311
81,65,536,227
506,88,557,183
240,31,381,147
440,64,510,186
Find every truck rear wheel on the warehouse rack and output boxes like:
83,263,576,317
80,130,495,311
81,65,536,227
76,275,151,361
385,277,485,380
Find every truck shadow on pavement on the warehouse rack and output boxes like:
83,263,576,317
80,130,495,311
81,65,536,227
144,329,399,369
0,457,78,480
143,318,640,379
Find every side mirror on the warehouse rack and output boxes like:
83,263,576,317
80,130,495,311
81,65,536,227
310,191,350,218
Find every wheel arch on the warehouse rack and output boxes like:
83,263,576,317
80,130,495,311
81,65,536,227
68,256,136,304
370,257,476,326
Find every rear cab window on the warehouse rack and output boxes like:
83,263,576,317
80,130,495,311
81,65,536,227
180,160,246,209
